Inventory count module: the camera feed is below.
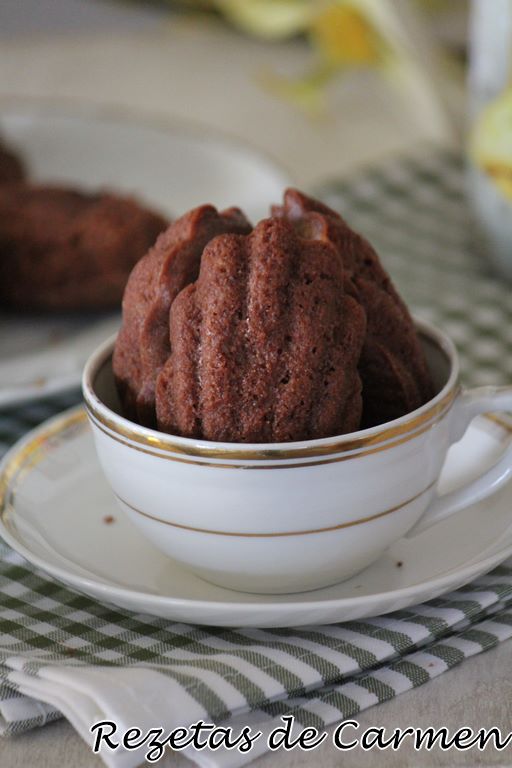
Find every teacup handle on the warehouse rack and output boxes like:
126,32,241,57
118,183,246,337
407,386,512,537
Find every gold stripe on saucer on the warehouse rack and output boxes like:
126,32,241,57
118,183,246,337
0,408,87,515
115,479,438,537
83,382,459,461
482,413,512,437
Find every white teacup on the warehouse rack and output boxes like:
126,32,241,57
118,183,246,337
82,319,512,594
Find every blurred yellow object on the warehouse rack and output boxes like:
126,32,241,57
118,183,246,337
216,0,387,68
261,63,332,115
167,0,444,126
471,87,512,201
243,0,392,115
215,0,313,39
311,2,384,66
261,2,387,116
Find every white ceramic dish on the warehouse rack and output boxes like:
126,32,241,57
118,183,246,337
83,321,512,594
0,99,291,407
1,406,511,627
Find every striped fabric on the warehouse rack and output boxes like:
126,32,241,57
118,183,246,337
1,532,512,753
0,148,511,763
318,148,512,387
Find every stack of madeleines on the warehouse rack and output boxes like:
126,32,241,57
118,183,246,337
0,134,168,312
113,189,434,443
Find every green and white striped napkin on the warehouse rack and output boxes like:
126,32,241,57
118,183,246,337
1,534,512,767
0,147,511,766
317,147,512,388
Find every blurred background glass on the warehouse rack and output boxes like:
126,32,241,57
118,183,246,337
468,0,512,280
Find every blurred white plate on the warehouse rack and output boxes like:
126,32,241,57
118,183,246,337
1,408,511,627
0,99,291,407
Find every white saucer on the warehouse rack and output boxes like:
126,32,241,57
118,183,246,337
0,99,291,407
1,407,511,628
